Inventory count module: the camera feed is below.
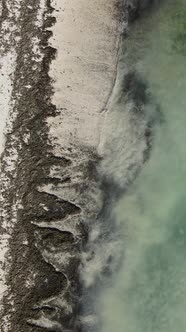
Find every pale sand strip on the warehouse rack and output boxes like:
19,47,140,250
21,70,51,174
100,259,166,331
48,0,123,150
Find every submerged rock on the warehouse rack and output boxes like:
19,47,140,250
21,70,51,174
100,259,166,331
125,0,154,22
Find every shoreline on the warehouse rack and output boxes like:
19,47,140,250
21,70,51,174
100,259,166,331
0,0,124,331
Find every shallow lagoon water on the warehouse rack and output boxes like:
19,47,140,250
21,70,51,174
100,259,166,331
98,1,186,331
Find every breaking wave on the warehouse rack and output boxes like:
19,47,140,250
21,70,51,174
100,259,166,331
80,0,186,331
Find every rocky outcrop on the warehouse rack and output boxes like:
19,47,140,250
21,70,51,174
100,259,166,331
0,0,124,331
0,0,159,330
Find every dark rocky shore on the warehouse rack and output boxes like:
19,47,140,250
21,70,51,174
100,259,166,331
0,0,120,330
0,0,156,331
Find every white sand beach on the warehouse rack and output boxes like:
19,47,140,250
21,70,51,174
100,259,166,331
48,0,123,151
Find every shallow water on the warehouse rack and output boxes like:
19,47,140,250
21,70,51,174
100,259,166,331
97,1,186,331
